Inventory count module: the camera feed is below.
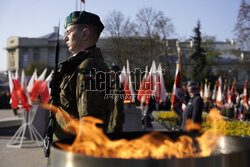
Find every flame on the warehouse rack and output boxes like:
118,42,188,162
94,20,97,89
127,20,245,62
42,104,225,159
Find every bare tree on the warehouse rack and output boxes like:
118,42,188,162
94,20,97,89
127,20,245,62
104,10,136,66
135,7,175,65
234,0,250,50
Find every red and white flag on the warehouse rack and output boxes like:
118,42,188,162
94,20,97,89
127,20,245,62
39,71,53,103
27,69,37,93
204,80,209,102
19,70,32,111
200,83,204,99
119,66,126,85
30,68,47,102
216,77,223,107
12,70,22,107
171,60,182,108
137,66,148,103
145,60,156,106
228,81,236,105
8,71,19,109
120,60,135,103
212,83,217,101
155,63,166,104
243,80,248,108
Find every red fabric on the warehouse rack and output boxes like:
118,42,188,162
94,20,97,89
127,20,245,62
137,76,147,102
229,81,236,104
243,80,248,106
155,75,161,104
81,0,85,3
216,77,223,107
145,75,154,106
226,86,230,103
122,77,132,102
171,70,182,108
39,80,50,103
10,89,19,109
13,79,31,111
17,88,31,111
30,80,43,102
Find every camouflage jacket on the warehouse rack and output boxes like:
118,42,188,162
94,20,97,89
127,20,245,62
53,47,111,140
107,78,125,133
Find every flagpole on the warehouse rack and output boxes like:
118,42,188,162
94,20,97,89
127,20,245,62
176,40,181,73
84,0,86,11
80,0,82,11
75,0,78,10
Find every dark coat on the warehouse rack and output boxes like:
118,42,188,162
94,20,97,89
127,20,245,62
180,94,203,130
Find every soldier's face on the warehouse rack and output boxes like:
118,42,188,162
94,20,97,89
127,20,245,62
64,24,85,54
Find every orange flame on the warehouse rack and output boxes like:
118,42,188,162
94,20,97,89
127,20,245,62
42,104,225,159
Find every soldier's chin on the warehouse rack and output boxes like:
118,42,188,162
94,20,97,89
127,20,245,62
69,47,76,54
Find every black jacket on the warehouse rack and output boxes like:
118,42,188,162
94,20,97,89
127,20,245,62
180,94,203,130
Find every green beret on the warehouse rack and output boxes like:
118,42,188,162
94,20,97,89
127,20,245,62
64,11,104,32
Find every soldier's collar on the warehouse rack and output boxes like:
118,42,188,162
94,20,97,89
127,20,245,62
60,47,102,66
72,45,96,57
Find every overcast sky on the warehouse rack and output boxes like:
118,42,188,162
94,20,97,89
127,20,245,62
0,0,241,71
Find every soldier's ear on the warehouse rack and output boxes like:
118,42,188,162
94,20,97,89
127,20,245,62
82,28,90,40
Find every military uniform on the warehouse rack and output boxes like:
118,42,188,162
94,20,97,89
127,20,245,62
53,46,111,140
180,94,203,130
108,78,125,133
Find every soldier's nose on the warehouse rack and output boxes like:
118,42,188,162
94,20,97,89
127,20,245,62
64,35,68,41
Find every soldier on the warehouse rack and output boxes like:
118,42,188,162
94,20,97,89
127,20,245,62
52,11,111,141
108,65,125,133
180,81,204,131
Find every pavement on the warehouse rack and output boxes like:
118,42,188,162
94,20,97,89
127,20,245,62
0,108,166,167
0,109,47,167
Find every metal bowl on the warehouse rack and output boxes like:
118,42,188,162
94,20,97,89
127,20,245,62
49,132,250,167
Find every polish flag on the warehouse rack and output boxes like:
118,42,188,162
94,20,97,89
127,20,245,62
243,80,248,108
171,60,182,108
27,69,37,94
12,70,22,105
145,60,156,106
119,66,126,85
155,63,166,104
8,71,19,109
30,68,47,102
228,81,236,105
204,80,209,102
216,77,223,107
200,83,204,99
121,60,135,103
39,71,53,103
19,70,32,111
212,83,217,101
137,66,148,103
226,86,230,104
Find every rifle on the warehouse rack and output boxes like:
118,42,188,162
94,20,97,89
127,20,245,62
43,21,60,157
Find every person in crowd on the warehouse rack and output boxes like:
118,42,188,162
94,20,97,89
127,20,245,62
180,81,204,131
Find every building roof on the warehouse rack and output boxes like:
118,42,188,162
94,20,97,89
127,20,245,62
40,26,64,40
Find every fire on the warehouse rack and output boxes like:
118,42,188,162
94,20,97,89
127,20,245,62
42,104,225,159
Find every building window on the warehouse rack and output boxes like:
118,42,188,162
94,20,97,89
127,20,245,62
33,48,40,61
23,54,29,68
49,47,55,66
